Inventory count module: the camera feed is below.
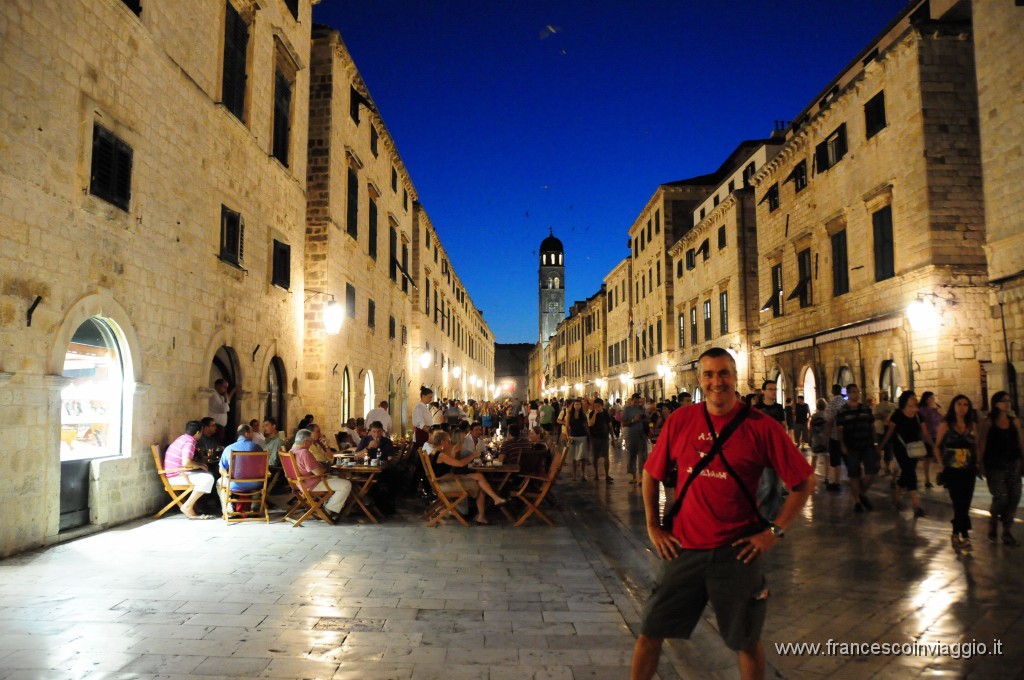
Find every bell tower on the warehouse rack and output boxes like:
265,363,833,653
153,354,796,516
538,229,564,347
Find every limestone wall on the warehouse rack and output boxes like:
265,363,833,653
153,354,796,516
0,0,312,556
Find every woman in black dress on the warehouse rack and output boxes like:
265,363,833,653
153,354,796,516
934,395,979,555
978,391,1024,545
879,391,934,518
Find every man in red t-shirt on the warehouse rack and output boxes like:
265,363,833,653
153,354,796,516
630,348,815,680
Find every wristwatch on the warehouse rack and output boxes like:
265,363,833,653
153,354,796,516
768,523,785,539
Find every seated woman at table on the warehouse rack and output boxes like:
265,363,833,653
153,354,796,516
429,430,507,524
524,425,554,475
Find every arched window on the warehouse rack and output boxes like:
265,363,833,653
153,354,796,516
547,277,553,289
363,370,376,416
60,318,127,460
558,253,562,265
775,370,787,406
341,367,351,424
880,360,903,401
554,277,560,289
265,356,286,426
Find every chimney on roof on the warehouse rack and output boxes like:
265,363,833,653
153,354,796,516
770,120,790,141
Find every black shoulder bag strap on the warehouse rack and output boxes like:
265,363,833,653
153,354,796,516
660,403,751,531
706,405,772,531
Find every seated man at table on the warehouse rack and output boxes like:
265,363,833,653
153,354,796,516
261,418,285,467
197,417,220,453
218,423,265,509
462,421,487,458
163,420,216,519
497,424,532,466
355,421,397,462
291,428,351,518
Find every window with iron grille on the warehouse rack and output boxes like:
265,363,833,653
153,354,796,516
368,197,378,260
719,291,728,335
346,168,358,239
90,125,132,211
831,230,849,296
718,225,726,249
367,299,375,328
346,283,356,319
703,300,712,341
370,126,378,157
690,307,698,345
271,240,290,289
222,2,248,122
815,123,848,172
873,206,895,281
864,91,887,139
389,315,396,340
219,205,244,266
272,69,292,166
283,0,298,20
389,227,397,281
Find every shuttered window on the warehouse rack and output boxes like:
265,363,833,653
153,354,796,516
832,230,849,296
720,291,729,334
389,227,398,281
864,91,887,139
690,307,698,346
346,168,358,239
873,206,895,281
815,123,848,172
367,300,375,328
401,244,410,293
90,125,132,211
718,226,726,249
271,240,290,289
220,205,244,266
272,70,292,166
703,300,712,341
368,197,378,260
222,3,248,122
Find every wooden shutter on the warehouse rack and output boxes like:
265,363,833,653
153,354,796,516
222,3,248,122
272,71,292,165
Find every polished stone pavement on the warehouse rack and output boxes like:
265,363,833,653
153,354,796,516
0,446,1021,680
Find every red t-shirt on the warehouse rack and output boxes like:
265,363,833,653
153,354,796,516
645,402,812,549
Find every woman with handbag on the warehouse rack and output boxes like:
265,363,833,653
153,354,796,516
933,395,979,555
879,390,934,518
978,391,1023,546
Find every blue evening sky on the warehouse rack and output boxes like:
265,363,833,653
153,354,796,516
312,0,910,343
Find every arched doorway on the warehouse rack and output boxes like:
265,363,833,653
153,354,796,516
880,360,904,402
363,370,376,417
835,366,855,397
801,366,818,411
775,369,787,407
209,346,241,442
60,317,131,530
340,367,351,425
265,356,286,427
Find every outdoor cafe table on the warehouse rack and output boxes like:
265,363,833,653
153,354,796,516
330,460,384,523
469,462,520,521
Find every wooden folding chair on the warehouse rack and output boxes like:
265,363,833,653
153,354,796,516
222,450,270,523
278,451,335,527
509,449,565,527
419,449,470,527
151,444,194,518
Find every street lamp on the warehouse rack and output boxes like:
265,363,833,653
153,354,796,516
452,365,462,379
419,350,431,369
306,289,343,335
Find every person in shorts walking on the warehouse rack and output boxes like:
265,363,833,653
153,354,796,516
630,348,815,680
836,384,879,513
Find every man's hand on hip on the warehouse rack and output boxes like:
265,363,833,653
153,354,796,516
647,524,683,560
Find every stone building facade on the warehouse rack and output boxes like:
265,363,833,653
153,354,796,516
667,141,781,398
0,0,493,557
0,0,315,555
974,0,1024,412
752,0,989,407
604,257,634,404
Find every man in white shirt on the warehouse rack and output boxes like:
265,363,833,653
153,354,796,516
462,422,487,457
364,401,393,436
208,378,235,444
413,386,434,447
